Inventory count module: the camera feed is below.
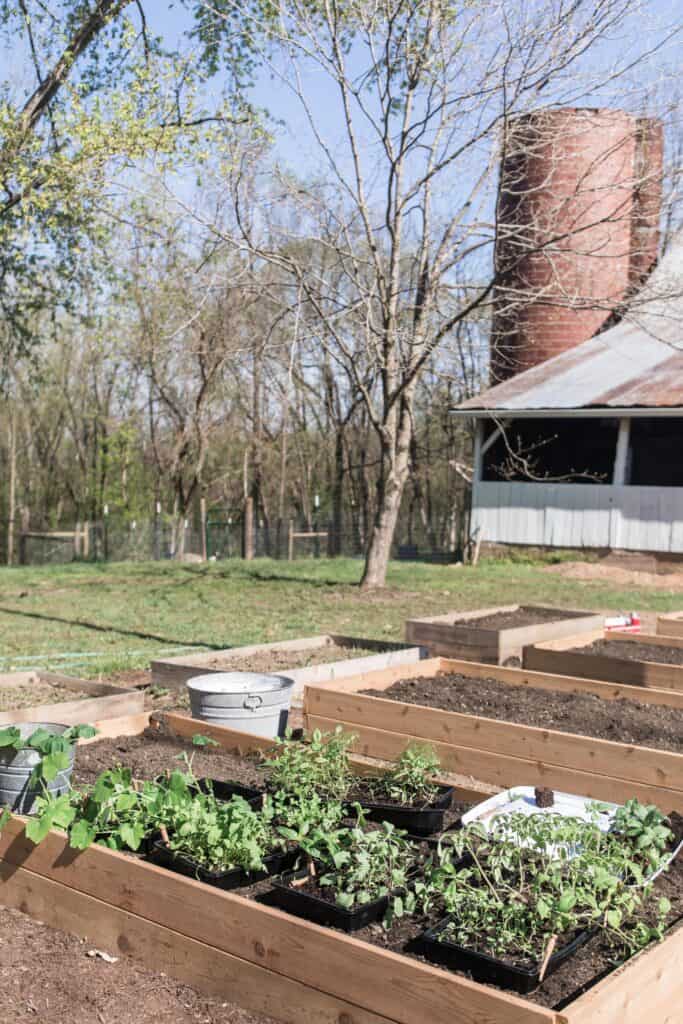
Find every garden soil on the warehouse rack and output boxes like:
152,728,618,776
458,606,582,630
0,905,277,1024
363,672,683,752
73,727,267,788
582,638,683,665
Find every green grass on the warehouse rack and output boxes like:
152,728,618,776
0,556,680,678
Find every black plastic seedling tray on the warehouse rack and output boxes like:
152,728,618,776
194,777,265,807
415,917,594,994
348,784,454,836
270,866,391,932
149,834,299,890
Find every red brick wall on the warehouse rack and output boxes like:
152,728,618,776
491,108,662,383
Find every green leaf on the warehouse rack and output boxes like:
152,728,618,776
69,820,98,850
0,807,11,831
41,750,71,782
606,909,622,930
0,727,21,750
192,733,218,747
25,814,54,845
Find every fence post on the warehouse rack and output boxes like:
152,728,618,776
242,496,255,560
288,519,294,561
82,521,90,560
200,497,208,561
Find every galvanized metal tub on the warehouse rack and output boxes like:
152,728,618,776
186,672,295,738
0,722,75,814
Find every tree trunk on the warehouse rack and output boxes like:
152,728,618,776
360,455,407,588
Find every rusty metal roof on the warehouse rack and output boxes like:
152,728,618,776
454,234,683,417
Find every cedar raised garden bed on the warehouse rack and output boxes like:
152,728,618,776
405,605,603,664
303,659,683,812
151,634,427,704
524,631,683,694
657,612,683,639
0,669,145,726
1,709,682,1024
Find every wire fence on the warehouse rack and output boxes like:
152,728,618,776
0,512,468,567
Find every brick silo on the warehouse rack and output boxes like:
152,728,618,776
490,108,663,383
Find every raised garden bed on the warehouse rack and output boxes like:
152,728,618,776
524,632,683,694
0,669,145,727
2,710,683,1024
303,659,683,812
405,606,603,664
657,612,683,638
151,634,427,705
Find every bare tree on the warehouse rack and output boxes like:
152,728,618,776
197,0,678,585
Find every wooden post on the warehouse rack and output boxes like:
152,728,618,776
74,521,81,559
612,417,631,484
82,521,90,560
288,519,294,561
200,497,208,561
242,497,255,561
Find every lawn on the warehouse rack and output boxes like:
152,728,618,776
0,555,681,678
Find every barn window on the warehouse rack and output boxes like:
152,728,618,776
482,417,619,484
628,418,683,486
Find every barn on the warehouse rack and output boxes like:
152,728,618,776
453,235,683,554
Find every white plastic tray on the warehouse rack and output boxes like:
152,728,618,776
461,786,620,833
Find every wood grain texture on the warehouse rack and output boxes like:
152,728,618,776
306,715,683,811
405,607,603,664
524,643,683,693
0,862,395,1024
560,923,683,1024
0,817,556,1024
305,688,683,792
0,688,145,727
657,614,683,638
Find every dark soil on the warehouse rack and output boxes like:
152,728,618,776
73,728,267,789
0,905,278,1024
363,672,683,753
582,639,683,666
462,606,581,630
347,777,445,809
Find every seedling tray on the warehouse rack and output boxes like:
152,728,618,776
349,784,454,836
149,834,299,890
416,917,595,994
195,777,265,807
270,865,391,931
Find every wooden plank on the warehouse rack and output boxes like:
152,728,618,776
0,689,146,727
37,670,127,696
561,923,683,1024
302,656,683,710
524,643,683,694
305,688,683,792
608,631,683,651
657,614,683,638
405,608,603,665
0,817,555,1024
0,863,395,1024
81,711,152,742
159,710,279,755
435,658,683,711
151,634,427,692
306,715,683,811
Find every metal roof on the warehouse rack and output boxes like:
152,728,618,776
453,234,683,417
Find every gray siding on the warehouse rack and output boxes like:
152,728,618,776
471,481,683,552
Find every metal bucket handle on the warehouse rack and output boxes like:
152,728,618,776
243,693,264,711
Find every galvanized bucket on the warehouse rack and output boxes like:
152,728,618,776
0,722,75,815
186,672,295,738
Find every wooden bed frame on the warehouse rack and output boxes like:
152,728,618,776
404,605,603,663
0,708,680,1024
524,630,683,693
0,669,145,726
